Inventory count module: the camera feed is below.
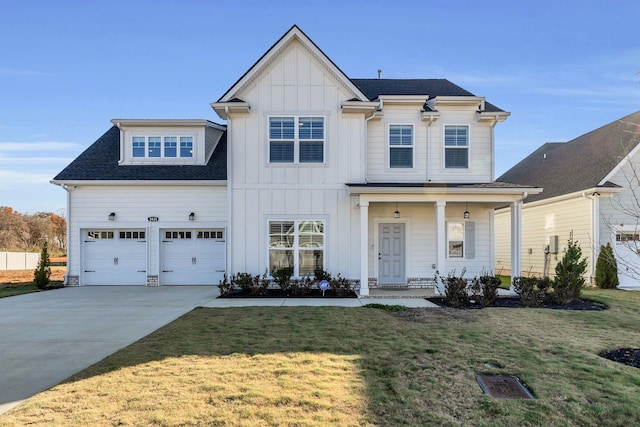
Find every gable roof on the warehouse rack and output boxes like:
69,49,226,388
497,110,640,203
216,24,369,103
52,126,227,182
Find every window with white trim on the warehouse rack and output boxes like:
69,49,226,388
131,136,193,158
268,220,324,276
444,125,469,168
447,222,464,258
389,124,413,168
269,116,324,163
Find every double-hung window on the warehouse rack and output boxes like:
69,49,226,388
180,137,193,158
132,136,193,158
389,125,413,168
269,116,324,163
148,137,161,157
444,125,469,168
164,137,177,157
268,220,325,276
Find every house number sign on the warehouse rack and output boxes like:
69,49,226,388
148,216,159,222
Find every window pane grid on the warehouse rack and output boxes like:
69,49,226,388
269,220,324,276
269,116,324,164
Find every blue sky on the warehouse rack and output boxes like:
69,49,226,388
1,0,639,215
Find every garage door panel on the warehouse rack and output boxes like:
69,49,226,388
161,229,225,285
83,229,146,286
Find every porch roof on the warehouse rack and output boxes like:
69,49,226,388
346,182,542,203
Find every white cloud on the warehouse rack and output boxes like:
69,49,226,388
0,155,74,165
0,169,57,185
0,68,51,78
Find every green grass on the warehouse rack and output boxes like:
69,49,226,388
3,289,640,426
0,282,63,298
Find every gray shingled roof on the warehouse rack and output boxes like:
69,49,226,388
351,78,505,112
497,110,640,203
53,126,227,181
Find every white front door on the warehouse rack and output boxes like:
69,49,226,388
161,229,226,285
378,223,405,285
83,229,147,285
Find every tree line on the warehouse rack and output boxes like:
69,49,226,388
0,206,66,255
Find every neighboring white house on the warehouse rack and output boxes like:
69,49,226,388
495,110,640,288
53,25,539,294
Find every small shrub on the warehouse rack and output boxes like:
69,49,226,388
552,238,588,304
33,242,51,289
272,267,294,292
217,274,234,295
329,274,356,296
314,268,332,282
233,272,254,293
595,243,619,289
290,275,314,296
478,274,501,306
513,276,550,307
363,303,407,312
441,269,469,308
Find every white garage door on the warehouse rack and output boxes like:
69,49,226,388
615,231,640,288
161,229,226,285
83,230,147,285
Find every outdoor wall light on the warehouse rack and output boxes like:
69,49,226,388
463,203,470,219
189,212,195,221
108,212,116,221
394,203,400,219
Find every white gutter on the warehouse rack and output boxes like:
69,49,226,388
50,180,227,186
582,191,601,282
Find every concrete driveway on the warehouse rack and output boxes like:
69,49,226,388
0,286,219,414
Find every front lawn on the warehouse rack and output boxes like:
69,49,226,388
2,289,640,426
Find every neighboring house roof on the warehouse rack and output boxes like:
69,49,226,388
497,110,640,203
351,79,505,112
53,126,227,182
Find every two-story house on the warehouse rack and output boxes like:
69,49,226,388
53,25,540,294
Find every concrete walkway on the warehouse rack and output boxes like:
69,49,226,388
0,286,436,415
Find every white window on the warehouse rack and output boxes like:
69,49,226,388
447,222,464,258
268,220,324,276
269,116,324,164
164,137,177,157
148,137,161,158
444,125,469,168
180,137,193,158
132,137,145,157
389,124,413,168
131,136,193,158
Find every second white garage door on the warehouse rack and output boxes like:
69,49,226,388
161,229,226,285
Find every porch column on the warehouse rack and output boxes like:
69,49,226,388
359,201,369,296
510,200,522,290
435,201,446,293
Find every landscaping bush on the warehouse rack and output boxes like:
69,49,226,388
314,268,332,282
478,274,501,306
513,276,551,307
595,242,619,289
233,272,254,293
329,274,357,296
552,238,588,304
217,274,234,296
272,267,294,292
33,242,51,289
441,270,469,308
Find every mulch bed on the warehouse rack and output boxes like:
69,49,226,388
218,289,358,298
426,296,607,311
600,348,640,369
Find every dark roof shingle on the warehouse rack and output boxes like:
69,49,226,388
53,126,227,181
497,110,640,203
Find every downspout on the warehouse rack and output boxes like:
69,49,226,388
116,122,124,164
364,106,380,182
61,183,71,286
490,115,499,182
510,191,528,291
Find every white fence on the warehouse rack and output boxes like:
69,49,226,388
0,252,40,270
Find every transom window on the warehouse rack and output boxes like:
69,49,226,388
165,231,193,239
444,125,469,168
197,230,224,240
268,220,324,276
87,231,114,239
131,136,194,158
389,124,413,168
119,231,146,239
447,222,464,258
269,116,324,164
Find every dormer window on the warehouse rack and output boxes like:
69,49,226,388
131,136,194,158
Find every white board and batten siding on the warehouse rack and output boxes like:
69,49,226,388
226,39,364,277
68,185,227,286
